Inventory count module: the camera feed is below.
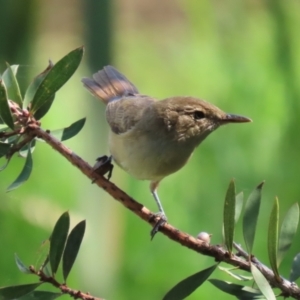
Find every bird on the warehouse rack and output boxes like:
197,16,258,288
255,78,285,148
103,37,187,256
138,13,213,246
82,66,251,237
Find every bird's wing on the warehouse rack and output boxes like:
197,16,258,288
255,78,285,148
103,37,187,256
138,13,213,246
106,95,155,134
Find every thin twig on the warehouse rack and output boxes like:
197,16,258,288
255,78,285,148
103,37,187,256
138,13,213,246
22,123,300,298
29,266,103,300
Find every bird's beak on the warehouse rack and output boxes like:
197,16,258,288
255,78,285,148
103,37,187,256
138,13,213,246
223,114,252,123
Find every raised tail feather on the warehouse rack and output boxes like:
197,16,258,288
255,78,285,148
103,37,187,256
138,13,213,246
81,66,139,104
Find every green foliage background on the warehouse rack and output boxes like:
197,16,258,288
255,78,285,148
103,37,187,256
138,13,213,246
1,0,300,299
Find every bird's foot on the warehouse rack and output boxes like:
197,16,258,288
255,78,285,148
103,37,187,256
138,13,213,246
92,155,114,182
150,212,167,240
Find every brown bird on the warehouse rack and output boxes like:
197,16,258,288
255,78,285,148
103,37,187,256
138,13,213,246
82,66,251,237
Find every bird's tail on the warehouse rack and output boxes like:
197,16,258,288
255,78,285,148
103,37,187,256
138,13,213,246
81,66,139,104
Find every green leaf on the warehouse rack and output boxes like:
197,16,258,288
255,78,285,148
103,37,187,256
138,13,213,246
163,264,217,300
218,266,252,281
209,279,263,299
0,283,41,300
251,264,276,300
278,203,299,267
2,64,22,107
7,145,33,191
0,142,11,156
49,211,70,275
63,220,86,281
290,253,300,282
14,253,31,274
235,192,244,224
243,182,264,254
0,157,11,171
0,80,14,130
223,179,235,255
19,139,36,158
50,118,86,142
34,239,50,271
23,61,53,109
30,47,84,114
34,94,55,120
18,291,62,300
268,197,280,281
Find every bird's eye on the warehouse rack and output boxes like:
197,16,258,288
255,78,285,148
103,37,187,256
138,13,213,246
193,111,205,120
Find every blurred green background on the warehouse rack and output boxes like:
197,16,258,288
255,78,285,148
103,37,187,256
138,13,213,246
1,0,300,299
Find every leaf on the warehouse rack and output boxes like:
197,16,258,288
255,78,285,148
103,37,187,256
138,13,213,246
0,142,11,156
290,253,300,282
63,220,86,281
34,239,50,271
18,291,62,300
0,283,41,300
14,253,31,274
243,182,264,254
49,211,70,275
0,80,14,130
251,264,276,300
2,64,22,106
268,197,280,281
34,94,55,120
19,139,36,158
209,279,263,299
218,266,252,281
23,61,53,109
223,179,236,255
6,144,33,191
0,157,11,171
50,118,86,142
30,47,84,114
235,192,244,224
277,203,299,267
163,264,217,300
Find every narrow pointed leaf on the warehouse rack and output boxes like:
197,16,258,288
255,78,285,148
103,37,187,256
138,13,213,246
209,279,263,299
0,80,14,130
14,253,31,274
0,283,41,300
49,212,70,275
34,94,55,120
2,64,22,106
0,157,11,171
251,264,276,300
278,203,299,267
23,61,53,109
34,239,50,271
290,253,300,282
163,264,217,300
268,197,280,280
0,142,11,156
243,182,264,254
7,145,33,191
30,47,84,114
223,180,235,254
50,118,86,141
218,266,252,281
19,139,36,158
235,192,244,224
18,291,62,300
63,220,86,281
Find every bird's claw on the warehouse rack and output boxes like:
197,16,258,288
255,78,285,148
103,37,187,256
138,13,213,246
92,155,114,182
150,213,167,240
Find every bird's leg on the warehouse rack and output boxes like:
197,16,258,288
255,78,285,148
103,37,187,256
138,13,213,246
92,155,114,181
150,181,167,239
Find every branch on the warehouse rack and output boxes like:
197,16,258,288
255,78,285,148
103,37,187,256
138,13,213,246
29,266,103,300
22,123,300,298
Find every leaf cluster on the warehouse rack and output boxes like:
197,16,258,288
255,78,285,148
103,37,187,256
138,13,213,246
0,48,86,191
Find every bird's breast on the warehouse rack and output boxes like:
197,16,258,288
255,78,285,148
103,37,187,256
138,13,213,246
108,129,195,181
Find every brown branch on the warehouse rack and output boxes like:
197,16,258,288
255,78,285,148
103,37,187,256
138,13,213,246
29,266,103,300
22,123,300,299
